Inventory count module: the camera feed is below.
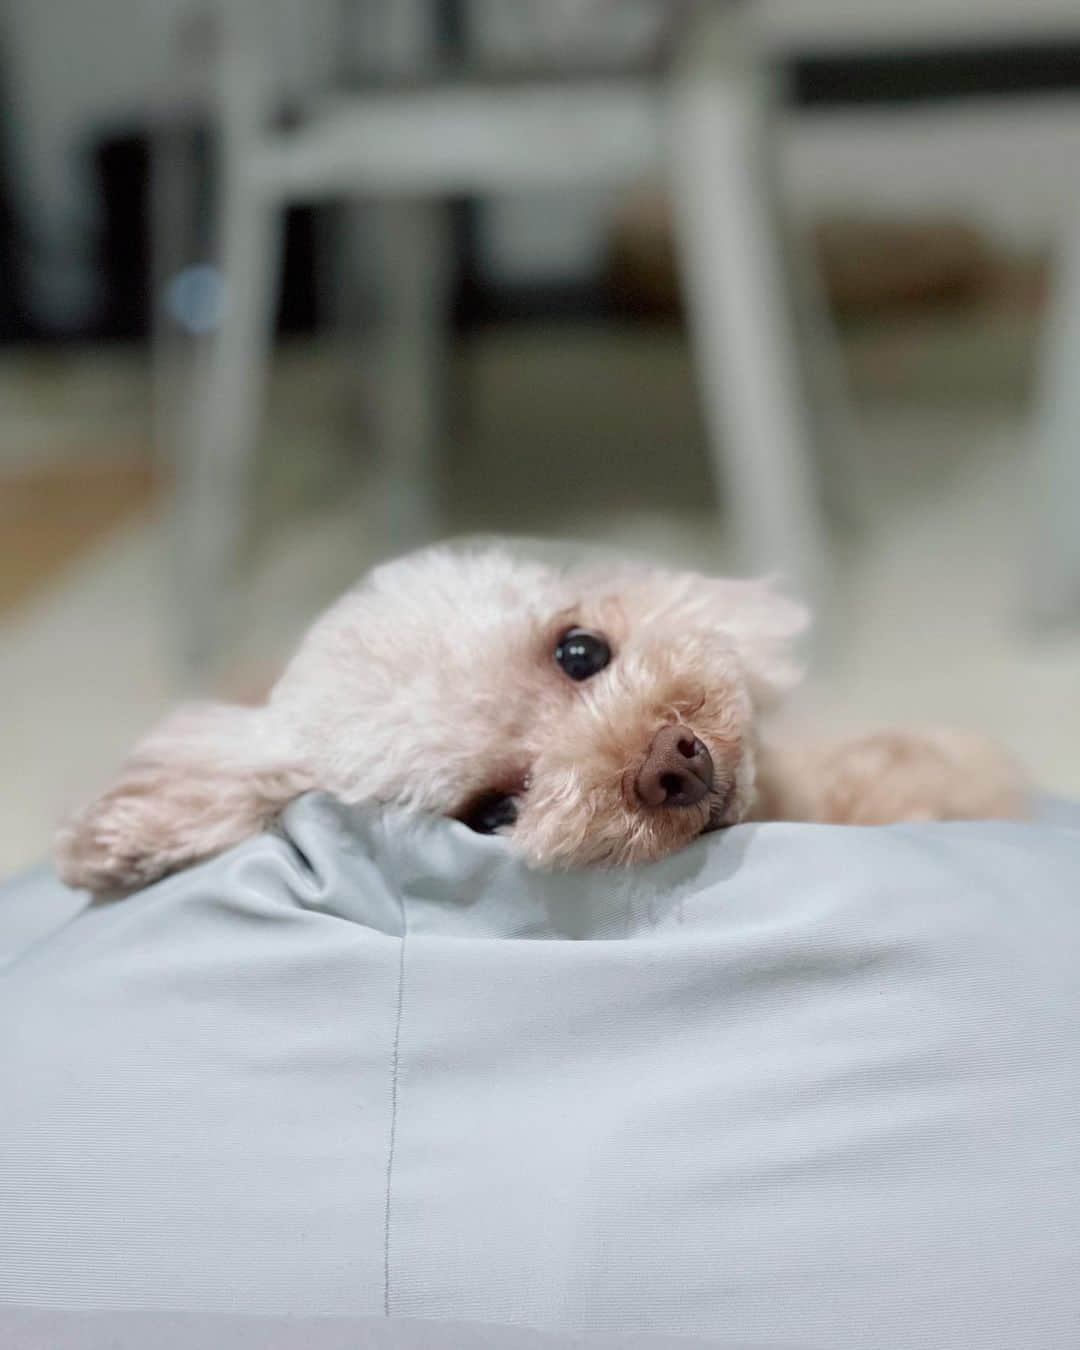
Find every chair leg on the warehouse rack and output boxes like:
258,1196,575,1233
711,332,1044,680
177,182,282,671
667,3,829,604
373,198,452,553
166,170,282,675
1030,206,1080,625
150,119,199,485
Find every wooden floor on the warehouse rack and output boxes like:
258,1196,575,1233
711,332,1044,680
0,452,157,616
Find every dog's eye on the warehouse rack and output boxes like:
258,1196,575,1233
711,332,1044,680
554,628,611,681
461,791,519,835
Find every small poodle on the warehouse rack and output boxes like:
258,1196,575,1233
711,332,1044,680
57,543,1023,892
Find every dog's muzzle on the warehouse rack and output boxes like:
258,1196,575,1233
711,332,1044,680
635,724,714,808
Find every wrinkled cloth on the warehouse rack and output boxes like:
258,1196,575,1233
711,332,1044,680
2,794,1079,1350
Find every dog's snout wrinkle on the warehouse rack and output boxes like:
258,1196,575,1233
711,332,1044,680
636,724,714,809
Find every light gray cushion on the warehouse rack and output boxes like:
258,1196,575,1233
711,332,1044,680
2,794,1080,1349
0,1306,781,1350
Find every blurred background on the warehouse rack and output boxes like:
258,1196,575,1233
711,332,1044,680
3,0,1080,878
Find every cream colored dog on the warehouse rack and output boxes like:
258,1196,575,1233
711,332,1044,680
57,543,1023,892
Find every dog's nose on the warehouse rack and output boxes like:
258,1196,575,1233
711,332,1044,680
636,725,714,808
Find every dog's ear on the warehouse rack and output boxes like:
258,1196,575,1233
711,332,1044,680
707,577,810,706
594,564,810,707
55,703,312,895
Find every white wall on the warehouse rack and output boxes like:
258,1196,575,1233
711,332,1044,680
785,98,1080,250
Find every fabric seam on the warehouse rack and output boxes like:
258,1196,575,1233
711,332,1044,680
383,886,408,1318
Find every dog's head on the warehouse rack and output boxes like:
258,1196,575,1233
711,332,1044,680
56,544,807,891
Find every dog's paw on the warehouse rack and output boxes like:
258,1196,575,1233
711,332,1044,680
805,728,1026,826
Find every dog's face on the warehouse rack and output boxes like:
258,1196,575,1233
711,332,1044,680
56,545,808,891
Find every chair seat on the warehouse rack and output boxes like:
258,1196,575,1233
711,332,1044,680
249,79,665,200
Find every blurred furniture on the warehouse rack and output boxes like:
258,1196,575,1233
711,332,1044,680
766,7,1080,627
1032,207,1080,623
160,0,838,666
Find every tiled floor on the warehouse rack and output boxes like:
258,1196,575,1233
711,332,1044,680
3,315,1079,880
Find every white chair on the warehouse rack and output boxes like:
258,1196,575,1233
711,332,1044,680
160,0,840,666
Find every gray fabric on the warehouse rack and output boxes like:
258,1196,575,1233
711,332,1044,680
0,867,86,969
4,794,1076,968
2,794,1080,1350
0,1307,790,1350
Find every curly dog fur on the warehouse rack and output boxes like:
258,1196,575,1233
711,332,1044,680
56,543,1024,892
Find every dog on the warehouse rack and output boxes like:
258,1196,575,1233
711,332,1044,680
56,543,1024,892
